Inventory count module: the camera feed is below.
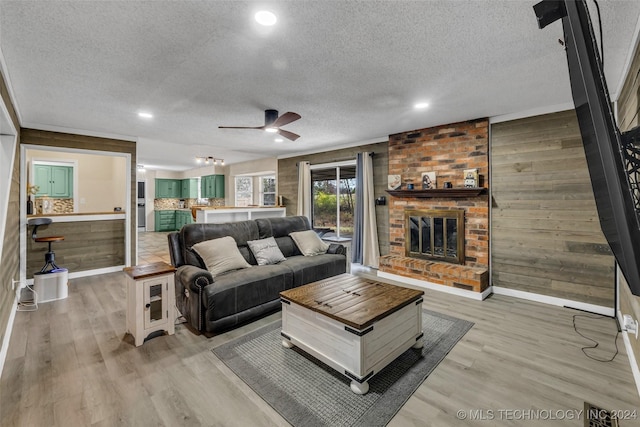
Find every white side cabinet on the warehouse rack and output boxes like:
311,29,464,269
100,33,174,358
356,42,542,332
124,262,176,346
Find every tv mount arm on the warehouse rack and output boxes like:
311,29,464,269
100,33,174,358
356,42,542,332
534,0,640,296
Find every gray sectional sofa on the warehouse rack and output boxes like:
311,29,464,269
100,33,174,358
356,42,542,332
168,216,347,334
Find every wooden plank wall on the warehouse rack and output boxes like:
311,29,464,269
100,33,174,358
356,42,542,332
491,110,614,307
26,220,125,274
277,141,390,255
0,68,21,356
616,39,640,373
20,129,136,265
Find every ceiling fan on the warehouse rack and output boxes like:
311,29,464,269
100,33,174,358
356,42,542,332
219,109,301,141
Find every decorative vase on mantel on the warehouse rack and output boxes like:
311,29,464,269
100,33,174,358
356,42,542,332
27,196,33,215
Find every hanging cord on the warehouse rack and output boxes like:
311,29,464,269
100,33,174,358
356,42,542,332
572,314,619,362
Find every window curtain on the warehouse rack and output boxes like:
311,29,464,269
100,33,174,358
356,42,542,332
297,161,311,220
352,152,380,268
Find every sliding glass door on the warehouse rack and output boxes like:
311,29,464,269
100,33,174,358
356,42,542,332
311,162,356,240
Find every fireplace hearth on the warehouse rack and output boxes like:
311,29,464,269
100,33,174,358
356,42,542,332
405,209,464,264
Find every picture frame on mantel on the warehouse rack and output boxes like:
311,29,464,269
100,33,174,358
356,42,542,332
464,169,478,188
421,172,436,189
388,174,402,190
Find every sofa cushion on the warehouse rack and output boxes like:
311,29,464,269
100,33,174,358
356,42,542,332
290,230,330,256
202,264,293,321
192,236,251,278
280,254,347,287
247,237,286,265
256,216,311,257
180,220,260,268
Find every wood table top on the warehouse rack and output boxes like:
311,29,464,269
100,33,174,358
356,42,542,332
280,274,424,330
123,262,176,280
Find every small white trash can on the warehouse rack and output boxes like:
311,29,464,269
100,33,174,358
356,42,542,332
33,268,68,303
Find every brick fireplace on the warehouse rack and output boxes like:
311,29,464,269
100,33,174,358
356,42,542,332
379,119,490,295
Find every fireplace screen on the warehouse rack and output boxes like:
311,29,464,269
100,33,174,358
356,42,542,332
405,209,464,264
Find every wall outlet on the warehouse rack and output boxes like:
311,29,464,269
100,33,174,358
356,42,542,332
623,314,639,339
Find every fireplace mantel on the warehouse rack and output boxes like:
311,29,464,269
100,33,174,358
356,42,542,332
386,188,486,198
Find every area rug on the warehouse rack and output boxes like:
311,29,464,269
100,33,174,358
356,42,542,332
212,309,473,427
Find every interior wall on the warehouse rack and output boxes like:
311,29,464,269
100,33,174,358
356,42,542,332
278,142,389,255
491,110,615,307
26,149,127,212
20,128,136,263
0,66,21,369
227,157,278,206
616,37,640,372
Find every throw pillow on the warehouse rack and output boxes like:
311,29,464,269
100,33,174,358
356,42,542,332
247,237,286,266
289,230,330,256
192,236,251,277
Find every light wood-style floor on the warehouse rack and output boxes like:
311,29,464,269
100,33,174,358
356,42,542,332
1,232,639,426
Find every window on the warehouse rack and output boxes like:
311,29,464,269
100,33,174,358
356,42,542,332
311,162,356,239
260,175,276,206
235,176,253,206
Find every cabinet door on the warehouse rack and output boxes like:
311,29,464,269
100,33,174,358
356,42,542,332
34,165,51,197
143,276,168,329
156,179,170,198
201,175,213,198
214,175,225,198
181,179,198,198
168,180,181,198
50,166,72,198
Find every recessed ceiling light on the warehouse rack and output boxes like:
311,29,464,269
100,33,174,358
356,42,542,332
255,10,277,26
275,138,284,143
414,102,429,110
138,112,153,119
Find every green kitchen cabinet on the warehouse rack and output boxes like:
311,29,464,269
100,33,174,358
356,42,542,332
201,174,225,198
34,164,73,198
154,210,177,231
181,178,199,198
175,210,194,230
155,179,181,198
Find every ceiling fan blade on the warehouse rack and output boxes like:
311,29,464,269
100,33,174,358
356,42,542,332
218,126,264,129
272,112,301,128
277,128,300,141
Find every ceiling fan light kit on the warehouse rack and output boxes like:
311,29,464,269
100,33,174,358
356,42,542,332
219,109,302,141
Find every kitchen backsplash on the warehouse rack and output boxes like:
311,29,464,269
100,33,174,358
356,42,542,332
34,197,74,214
154,198,225,209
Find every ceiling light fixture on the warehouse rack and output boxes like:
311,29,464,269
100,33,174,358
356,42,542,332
414,102,429,110
196,156,225,166
255,10,277,26
265,127,278,133
138,112,154,119
275,138,284,143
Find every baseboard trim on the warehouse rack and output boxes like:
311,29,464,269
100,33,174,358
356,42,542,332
377,271,492,301
618,310,640,399
0,293,19,380
492,286,614,317
24,265,125,285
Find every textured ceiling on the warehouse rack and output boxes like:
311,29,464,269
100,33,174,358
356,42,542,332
1,1,639,170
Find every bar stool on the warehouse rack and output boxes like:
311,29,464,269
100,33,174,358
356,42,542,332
28,218,65,272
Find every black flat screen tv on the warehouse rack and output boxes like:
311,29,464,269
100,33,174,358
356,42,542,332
535,0,640,296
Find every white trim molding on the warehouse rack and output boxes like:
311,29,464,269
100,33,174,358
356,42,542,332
377,271,493,301
617,310,640,399
0,295,19,380
492,286,614,317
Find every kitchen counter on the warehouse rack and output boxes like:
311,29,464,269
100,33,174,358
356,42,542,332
27,212,126,222
195,206,286,224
